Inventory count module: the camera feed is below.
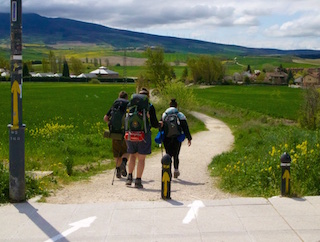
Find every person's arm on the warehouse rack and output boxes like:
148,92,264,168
180,119,192,146
149,105,159,128
104,108,112,122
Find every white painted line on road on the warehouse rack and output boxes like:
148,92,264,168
183,200,205,224
44,216,97,242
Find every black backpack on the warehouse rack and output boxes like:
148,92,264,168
125,94,150,141
109,98,128,134
163,112,181,138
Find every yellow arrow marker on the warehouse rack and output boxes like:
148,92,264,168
162,172,170,197
282,170,290,193
11,81,21,130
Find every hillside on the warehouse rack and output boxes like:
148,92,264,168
1,13,320,58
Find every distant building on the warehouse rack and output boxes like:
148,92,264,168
90,66,119,78
303,73,320,87
77,73,97,78
264,71,288,85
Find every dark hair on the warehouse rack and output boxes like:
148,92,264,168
139,87,149,97
170,98,177,107
119,91,128,99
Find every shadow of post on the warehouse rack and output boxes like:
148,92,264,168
14,202,69,242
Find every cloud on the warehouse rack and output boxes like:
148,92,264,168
0,0,320,49
265,14,320,38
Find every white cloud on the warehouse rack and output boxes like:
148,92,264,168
0,0,319,49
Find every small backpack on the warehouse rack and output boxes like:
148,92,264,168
124,94,150,142
109,98,128,134
163,112,181,138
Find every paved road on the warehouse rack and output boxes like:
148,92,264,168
1,196,320,241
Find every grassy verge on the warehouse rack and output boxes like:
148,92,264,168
194,85,320,197
0,82,205,202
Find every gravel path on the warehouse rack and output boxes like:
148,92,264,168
46,111,236,204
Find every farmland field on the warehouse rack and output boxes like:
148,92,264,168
1,82,319,198
193,85,303,121
0,82,204,184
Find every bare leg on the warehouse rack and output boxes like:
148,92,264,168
128,153,136,174
136,154,146,178
115,157,122,167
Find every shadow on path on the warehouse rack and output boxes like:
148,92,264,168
14,202,69,242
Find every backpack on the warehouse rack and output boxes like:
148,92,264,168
109,98,128,134
163,112,181,138
124,94,150,142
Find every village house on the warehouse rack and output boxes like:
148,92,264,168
264,71,288,85
303,72,320,87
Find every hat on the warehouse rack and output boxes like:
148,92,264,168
139,88,149,97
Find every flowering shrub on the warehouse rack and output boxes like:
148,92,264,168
28,122,74,138
216,139,320,197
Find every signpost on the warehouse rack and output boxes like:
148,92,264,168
8,0,25,202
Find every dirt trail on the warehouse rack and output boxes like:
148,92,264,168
46,111,236,203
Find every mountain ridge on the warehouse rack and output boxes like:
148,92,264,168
0,13,320,58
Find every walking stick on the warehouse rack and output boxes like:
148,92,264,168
111,167,117,185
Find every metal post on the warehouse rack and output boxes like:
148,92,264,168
280,152,291,197
9,0,25,202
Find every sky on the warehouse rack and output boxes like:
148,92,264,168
1,0,320,50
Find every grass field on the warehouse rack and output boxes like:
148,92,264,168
193,85,320,197
193,85,303,121
0,82,205,198
0,83,137,172
1,81,319,200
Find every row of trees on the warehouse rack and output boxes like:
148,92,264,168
142,47,225,90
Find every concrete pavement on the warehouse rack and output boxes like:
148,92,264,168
1,196,320,241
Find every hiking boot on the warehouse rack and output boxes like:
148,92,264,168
174,170,180,179
120,162,127,177
135,179,143,189
116,167,121,178
126,174,133,186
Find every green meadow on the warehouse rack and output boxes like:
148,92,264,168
1,82,319,201
0,82,205,202
193,85,320,197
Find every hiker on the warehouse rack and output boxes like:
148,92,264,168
104,91,129,179
160,98,192,178
125,88,159,188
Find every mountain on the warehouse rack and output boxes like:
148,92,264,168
1,13,320,58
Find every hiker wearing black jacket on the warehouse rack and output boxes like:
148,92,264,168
104,91,129,179
160,98,192,178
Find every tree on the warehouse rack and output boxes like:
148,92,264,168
278,64,287,73
105,58,109,67
69,57,84,75
181,67,188,82
187,55,224,84
0,57,9,70
42,58,49,73
22,63,30,77
57,55,63,73
144,47,174,90
287,70,294,84
93,58,98,67
48,50,57,73
62,60,70,77
299,86,320,130
246,65,252,73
